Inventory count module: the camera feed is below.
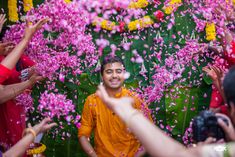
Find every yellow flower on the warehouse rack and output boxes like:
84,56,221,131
164,0,182,14
27,143,46,155
23,0,33,12
169,0,182,5
164,6,174,14
64,0,71,3
205,23,216,41
129,0,149,9
140,16,154,28
101,20,115,30
8,0,19,22
128,20,138,31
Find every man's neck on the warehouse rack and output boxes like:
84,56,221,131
105,86,122,97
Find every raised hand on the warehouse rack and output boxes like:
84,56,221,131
23,18,48,41
32,118,57,135
28,73,44,85
0,14,6,33
0,42,15,55
216,113,235,142
202,65,223,82
96,85,135,120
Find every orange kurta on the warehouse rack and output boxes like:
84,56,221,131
78,88,152,157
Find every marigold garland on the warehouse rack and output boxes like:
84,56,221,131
8,0,19,22
128,0,149,9
205,22,216,41
164,0,182,14
93,13,161,32
23,0,33,12
27,143,46,155
128,16,154,31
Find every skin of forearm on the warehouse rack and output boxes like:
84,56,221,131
1,38,29,70
116,108,188,157
0,80,32,104
79,136,97,157
3,133,34,157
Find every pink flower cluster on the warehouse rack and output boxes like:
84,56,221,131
187,0,234,36
145,41,207,103
16,92,34,112
38,91,75,119
4,0,97,80
182,122,194,146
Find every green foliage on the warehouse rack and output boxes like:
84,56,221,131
1,0,214,156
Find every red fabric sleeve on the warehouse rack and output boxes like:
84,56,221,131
209,85,224,108
20,54,35,69
0,64,12,84
225,41,235,66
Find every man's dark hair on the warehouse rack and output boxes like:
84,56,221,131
100,55,125,75
223,65,235,106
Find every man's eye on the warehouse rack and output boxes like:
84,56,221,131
116,70,123,74
106,70,113,74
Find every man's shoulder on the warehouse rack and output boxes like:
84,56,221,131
86,93,99,100
123,88,143,101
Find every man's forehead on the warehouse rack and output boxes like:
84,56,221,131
104,62,124,70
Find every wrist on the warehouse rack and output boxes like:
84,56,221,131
87,149,96,157
22,128,37,140
32,125,41,135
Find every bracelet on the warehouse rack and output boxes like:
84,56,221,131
126,110,141,127
22,128,37,140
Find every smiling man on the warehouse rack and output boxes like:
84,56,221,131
78,55,152,157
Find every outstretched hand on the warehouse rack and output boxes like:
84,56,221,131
23,18,48,40
28,73,44,85
0,42,15,55
32,118,57,135
202,65,223,82
0,14,6,33
96,85,135,120
216,113,235,142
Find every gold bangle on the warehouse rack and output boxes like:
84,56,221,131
126,110,141,127
22,128,37,140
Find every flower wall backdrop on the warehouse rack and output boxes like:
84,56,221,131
1,0,234,156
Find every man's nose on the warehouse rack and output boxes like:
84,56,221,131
112,72,118,78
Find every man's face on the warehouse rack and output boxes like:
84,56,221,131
102,62,125,90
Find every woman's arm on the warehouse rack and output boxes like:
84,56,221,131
3,118,56,157
0,74,43,104
1,19,47,70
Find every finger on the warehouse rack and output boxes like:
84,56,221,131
47,123,57,129
41,117,52,125
1,42,15,47
35,18,48,29
218,119,230,134
211,66,220,76
98,85,108,98
204,137,216,144
216,139,225,144
215,113,230,120
202,67,209,72
0,14,5,21
26,19,31,27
